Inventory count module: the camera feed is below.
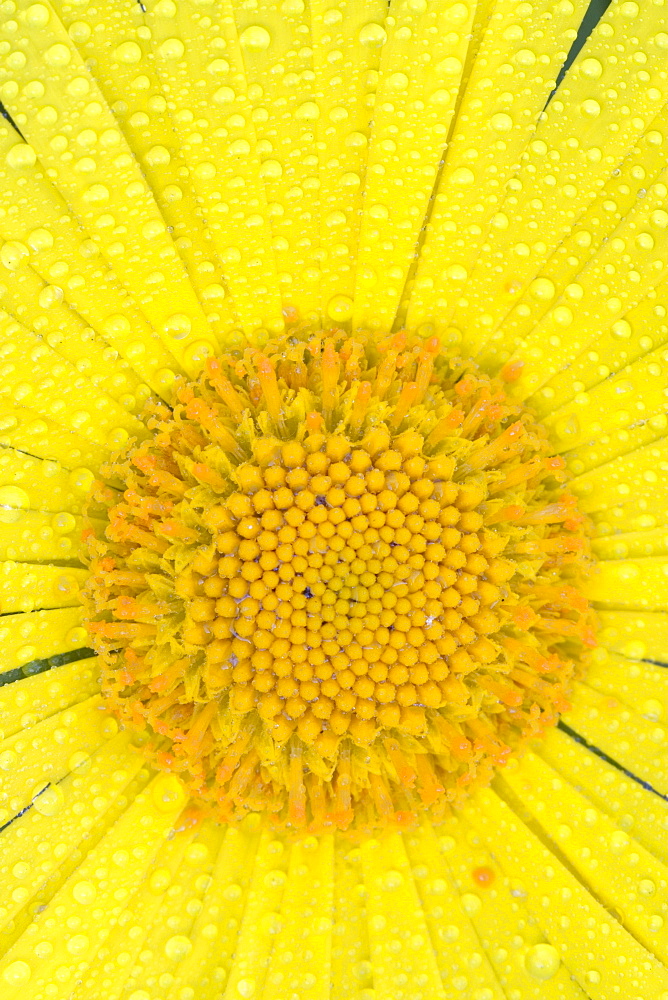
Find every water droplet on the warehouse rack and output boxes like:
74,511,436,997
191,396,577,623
451,166,475,185
154,931,188,966
611,319,632,339
183,340,214,369
446,263,467,281
460,892,481,915
158,38,185,60
580,99,601,118
32,782,65,816
0,485,30,522
239,25,271,51
619,0,639,16
44,42,71,67
525,943,560,980
163,313,192,340
115,40,142,63
149,867,171,894
263,869,287,889
387,72,409,91
0,749,17,770
0,240,29,271
25,3,50,27
327,295,353,321
27,227,54,251
359,22,387,47
83,183,110,204
490,113,513,132
154,0,177,14
295,101,319,120
260,159,283,179
609,830,630,853
2,961,31,986
581,57,603,79
151,773,187,812
72,880,97,904
383,870,404,890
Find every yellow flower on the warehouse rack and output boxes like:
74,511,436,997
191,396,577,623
0,0,667,997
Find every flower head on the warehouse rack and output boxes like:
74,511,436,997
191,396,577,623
0,0,667,997
84,325,593,833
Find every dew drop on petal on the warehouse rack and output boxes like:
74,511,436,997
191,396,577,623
151,773,187,812
358,23,387,47
5,143,37,169
164,935,193,960
525,943,561,980
158,38,185,60
327,295,353,321
44,42,71,66
32,783,65,816
239,25,271,51
581,57,603,79
25,3,50,27
163,313,192,340
2,961,32,986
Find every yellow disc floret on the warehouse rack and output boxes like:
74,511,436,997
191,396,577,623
83,323,594,834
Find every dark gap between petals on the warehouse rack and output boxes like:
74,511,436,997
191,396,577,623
0,646,95,688
558,719,668,802
546,0,614,106
0,99,24,138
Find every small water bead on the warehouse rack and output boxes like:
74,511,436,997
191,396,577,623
163,313,192,340
236,979,257,998
490,113,513,132
581,57,603,79
327,294,353,321
0,485,30,512
44,42,71,66
5,142,36,169
581,99,601,118
71,877,98,906
6,52,26,71
158,37,185,60
22,79,44,98
525,943,560,980
2,961,32,986
151,773,187,812
460,893,482,915
164,935,192,960
0,748,17,769
113,40,141,64
358,22,387,47
451,166,475,185
24,2,50,27
31,782,65,816
240,25,271,51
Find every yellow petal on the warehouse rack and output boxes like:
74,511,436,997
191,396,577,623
540,725,668,867
465,786,668,997
586,558,668,610
146,0,284,335
0,607,87,675
353,0,474,330
563,680,668,796
0,654,100,739
0,562,86,612
0,771,188,997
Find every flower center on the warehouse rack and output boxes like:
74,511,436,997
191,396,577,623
84,324,594,834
